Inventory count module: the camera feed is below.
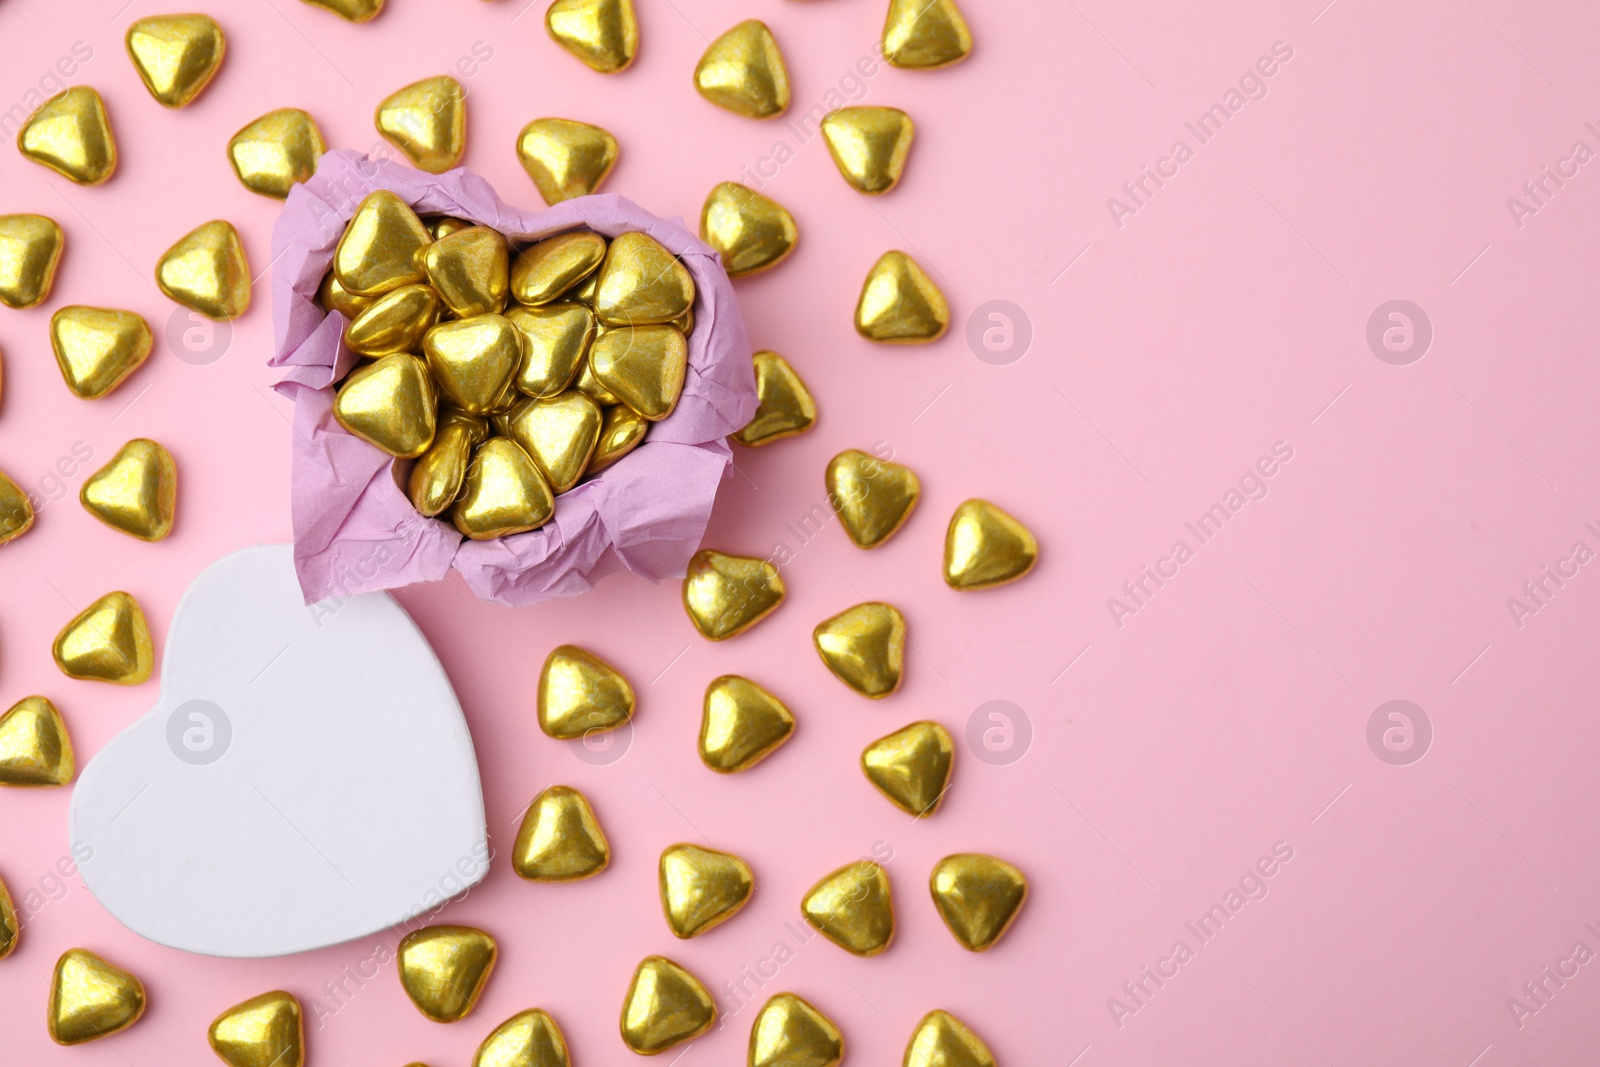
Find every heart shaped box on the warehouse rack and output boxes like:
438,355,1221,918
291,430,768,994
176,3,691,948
270,151,758,606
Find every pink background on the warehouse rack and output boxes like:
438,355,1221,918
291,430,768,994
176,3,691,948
2,0,1598,1064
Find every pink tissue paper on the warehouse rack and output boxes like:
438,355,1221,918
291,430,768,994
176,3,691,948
270,150,758,607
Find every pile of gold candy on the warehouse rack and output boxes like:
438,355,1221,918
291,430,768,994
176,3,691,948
321,190,697,538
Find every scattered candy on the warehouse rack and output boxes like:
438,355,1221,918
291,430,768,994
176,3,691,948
0,468,35,545
511,232,606,306
228,109,325,198
683,550,786,640
452,437,553,539
801,861,894,956
904,1010,995,1067
0,696,74,787
732,352,815,447
51,306,151,399
812,602,905,698
595,232,695,326
659,842,754,938
826,449,919,548
619,956,716,1054
929,854,1027,952
588,403,647,472
53,591,154,685
333,353,438,457
699,674,794,772
80,438,177,541
346,284,440,357
861,720,953,817
475,1009,571,1067
398,925,498,1022
0,875,15,957
300,0,384,21
855,251,949,343
513,784,610,881
334,190,432,296
424,315,522,414
516,119,618,204
425,226,510,317
943,499,1038,590
538,644,634,739
0,213,64,308
882,0,973,70
156,219,251,320
546,0,637,73
700,182,797,278
695,20,790,118
125,14,225,108
208,991,305,1067
749,993,844,1067
821,106,914,194
18,86,116,185
589,325,686,420
47,948,145,1045
507,304,593,396
376,76,466,173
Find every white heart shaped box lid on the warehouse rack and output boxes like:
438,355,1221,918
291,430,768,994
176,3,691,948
70,544,488,957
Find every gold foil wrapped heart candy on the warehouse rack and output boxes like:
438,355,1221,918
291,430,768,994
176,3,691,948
862,721,953,817
19,87,117,185
398,926,498,1022
426,226,510,318
904,1011,996,1067
822,107,914,194
537,644,633,740
695,20,789,118
407,411,484,517
699,675,793,772
619,956,716,1054
882,0,973,69
0,468,31,546
424,315,522,415
545,0,637,73
587,404,647,473
452,438,554,539
376,76,466,173
81,439,177,541
0,214,65,308
0,696,74,787
683,550,785,640
345,284,440,357
750,994,844,1067
813,602,905,698
51,306,152,399
855,251,948,343
209,991,305,1067
732,351,815,447
48,948,146,1044
508,392,602,493
334,353,437,457
229,109,325,198
0,875,15,957
300,0,385,21
801,861,894,956
334,190,432,297
594,232,694,326
54,592,154,685
507,304,594,398
157,220,252,320
589,325,686,421
475,1009,571,1067
659,843,754,938
126,14,226,108
929,854,1028,951
513,784,609,881
517,120,618,204
826,449,919,548
700,183,797,278
944,499,1038,590
511,232,607,306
